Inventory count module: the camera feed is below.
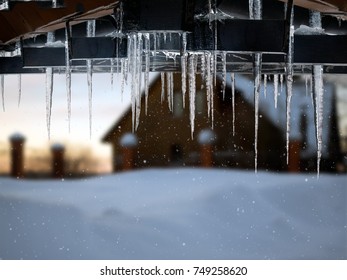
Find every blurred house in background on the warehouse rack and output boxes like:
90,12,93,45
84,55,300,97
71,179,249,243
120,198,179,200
102,74,342,173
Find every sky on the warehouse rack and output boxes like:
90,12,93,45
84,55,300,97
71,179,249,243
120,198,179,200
0,72,133,159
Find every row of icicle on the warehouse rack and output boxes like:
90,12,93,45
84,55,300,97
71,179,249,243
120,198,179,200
7,0,323,174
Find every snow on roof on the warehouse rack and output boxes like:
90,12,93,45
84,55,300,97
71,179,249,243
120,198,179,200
120,133,138,148
9,132,25,141
228,74,334,159
198,128,217,145
0,168,345,259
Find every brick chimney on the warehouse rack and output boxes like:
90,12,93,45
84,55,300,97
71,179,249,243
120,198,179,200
9,133,25,178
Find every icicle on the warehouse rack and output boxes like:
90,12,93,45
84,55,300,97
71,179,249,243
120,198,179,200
110,58,115,89
120,58,126,101
129,33,136,132
263,74,267,98
0,75,4,112
144,33,150,115
273,74,279,108
135,33,143,131
188,54,196,138
87,20,95,138
221,51,227,100
87,61,93,137
205,52,212,119
181,32,187,108
213,1,218,89
310,10,324,176
45,68,54,139
231,73,236,137
166,72,174,112
161,72,165,103
210,60,215,129
280,74,284,94
312,65,324,176
65,26,72,132
254,53,262,173
250,0,263,171
200,54,206,91
286,24,295,165
46,31,55,138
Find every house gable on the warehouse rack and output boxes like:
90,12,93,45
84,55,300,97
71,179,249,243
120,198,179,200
102,73,286,171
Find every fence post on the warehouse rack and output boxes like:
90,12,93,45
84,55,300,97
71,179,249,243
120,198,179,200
9,133,25,178
198,129,216,167
119,133,138,171
51,143,65,178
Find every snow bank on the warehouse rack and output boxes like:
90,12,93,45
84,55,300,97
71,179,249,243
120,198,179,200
0,168,346,260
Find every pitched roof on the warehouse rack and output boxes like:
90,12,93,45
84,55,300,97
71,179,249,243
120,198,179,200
103,73,336,160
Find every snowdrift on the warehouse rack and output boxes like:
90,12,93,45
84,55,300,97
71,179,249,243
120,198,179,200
0,168,346,259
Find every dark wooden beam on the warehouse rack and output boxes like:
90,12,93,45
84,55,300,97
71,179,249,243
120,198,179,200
294,35,347,64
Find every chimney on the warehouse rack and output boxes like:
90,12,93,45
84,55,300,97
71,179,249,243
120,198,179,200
119,133,138,171
51,143,65,178
198,129,217,167
9,133,25,178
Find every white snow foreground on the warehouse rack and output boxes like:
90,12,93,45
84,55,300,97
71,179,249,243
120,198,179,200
0,168,346,260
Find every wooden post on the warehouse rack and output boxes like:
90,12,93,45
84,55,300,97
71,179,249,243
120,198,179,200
9,133,25,178
198,129,216,168
51,144,65,178
288,140,301,173
119,133,138,171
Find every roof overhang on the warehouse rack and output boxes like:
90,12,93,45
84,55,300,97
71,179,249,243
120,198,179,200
1,0,347,75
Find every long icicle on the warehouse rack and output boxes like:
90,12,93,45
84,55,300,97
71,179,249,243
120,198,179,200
310,10,324,177
166,72,173,112
221,51,227,100
206,52,212,119
65,25,72,132
46,31,55,138
135,33,143,131
254,53,262,173
161,72,165,103
286,8,295,165
87,20,96,138
231,73,236,137
181,32,187,108
129,33,136,131
144,33,150,115
188,54,196,138
46,67,54,139
313,65,324,177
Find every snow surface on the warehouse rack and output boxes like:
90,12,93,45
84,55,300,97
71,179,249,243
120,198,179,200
0,168,346,260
